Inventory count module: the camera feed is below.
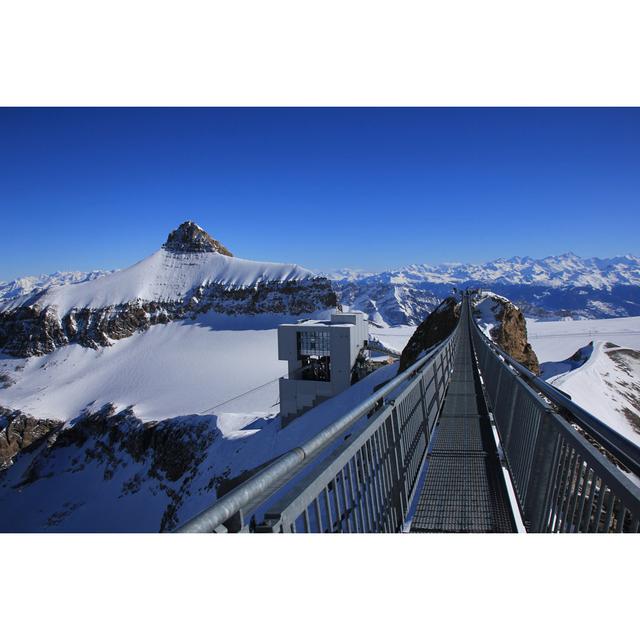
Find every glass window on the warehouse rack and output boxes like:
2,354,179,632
297,330,331,357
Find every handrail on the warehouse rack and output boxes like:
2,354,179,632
468,301,640,478
176,334,455,532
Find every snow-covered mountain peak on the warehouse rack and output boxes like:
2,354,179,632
1,232,318,316
0,222,335,357
163,220,233,255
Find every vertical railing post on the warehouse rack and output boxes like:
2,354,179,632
492,361,503,407
502,380,519,452
418,371,429,431
385,407,405,530
522,407,561,532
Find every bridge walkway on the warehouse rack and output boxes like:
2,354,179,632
410,302,516,532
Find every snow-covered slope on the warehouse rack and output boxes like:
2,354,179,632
0,221,348,531
0,270,114,302
0,249,315,316
0,349,399,532
336,280,440,327
527,316,640,448
527,316,640,363
544,341,640,447
0,241,315,317
0,312,297,422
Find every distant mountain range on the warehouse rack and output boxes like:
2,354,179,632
0,270,114,302
327,253,640,289
328,253,640,325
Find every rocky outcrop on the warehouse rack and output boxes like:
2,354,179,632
0,406,64,470
2,403,222,532
163,221,233,255
474,293,540,375
399,297,460,372
491,302,539,374
0,274,337,357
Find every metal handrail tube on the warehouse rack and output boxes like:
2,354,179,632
176,336,455,533
469,316,640,478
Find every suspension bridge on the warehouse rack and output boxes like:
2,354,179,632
177,293,640,533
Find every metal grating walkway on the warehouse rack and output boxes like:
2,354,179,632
410,306,516,533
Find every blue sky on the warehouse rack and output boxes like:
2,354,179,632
0,107,638,280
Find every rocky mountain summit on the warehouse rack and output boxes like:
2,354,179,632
163,220,233,255
0,221,337,357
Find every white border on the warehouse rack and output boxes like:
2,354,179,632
1,1,640,106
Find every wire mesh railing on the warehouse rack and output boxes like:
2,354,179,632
470,307,640,533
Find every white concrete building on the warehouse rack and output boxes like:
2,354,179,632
278,311,369,425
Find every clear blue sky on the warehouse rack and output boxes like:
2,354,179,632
1,107,639,281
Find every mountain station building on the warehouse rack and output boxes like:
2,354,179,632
278,311,369,425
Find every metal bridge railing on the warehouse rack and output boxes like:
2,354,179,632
470,311,640,533
177,327,459,533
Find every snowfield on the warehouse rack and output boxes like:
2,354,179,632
527,315,640,363
0,315,414,425
546,341,640,447
0,312,318,422
526,315,640,447
0,354,400,532
368,326,415,353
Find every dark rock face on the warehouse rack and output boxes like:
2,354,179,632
0,279,338,357
399,297,460,372
489,301,540,375
2,403,221,532
163,221,233,255
0,406,64,470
